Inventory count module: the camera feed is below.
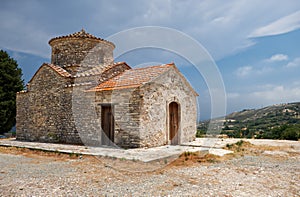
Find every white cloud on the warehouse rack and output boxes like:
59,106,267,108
257,66,274,75
292,80,300,86
234,54,289,78
266,54,288,62
0,1,299,61
285,57,300,68
235,66,252,77
227,92,240,99
227,84,300,113
235,65,274,78
250,10,300,37
252,85,300,103
142,0,171,22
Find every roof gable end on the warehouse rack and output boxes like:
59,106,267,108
28,63,71,84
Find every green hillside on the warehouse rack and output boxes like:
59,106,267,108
197,102,300,140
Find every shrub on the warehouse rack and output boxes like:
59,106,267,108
281,127,299,141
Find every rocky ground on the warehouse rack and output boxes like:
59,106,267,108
0,140,299,196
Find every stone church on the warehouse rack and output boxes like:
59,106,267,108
16,29,198,148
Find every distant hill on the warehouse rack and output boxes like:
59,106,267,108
197,102,300,140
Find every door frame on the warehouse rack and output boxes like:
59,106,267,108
100,103,115,145
168,101,180,145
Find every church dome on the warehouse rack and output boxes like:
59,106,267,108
49,29,115,67
48,29,115,47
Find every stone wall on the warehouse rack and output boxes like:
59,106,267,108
16,65,82,144
16,63,197,148
60,85,142,148
94,88,142,148
90,66,197,148
16,30,198,148
16,63,141,148
70,86,101,146
139,67,197,147
49,37,114,67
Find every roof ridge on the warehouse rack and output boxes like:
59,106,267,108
46,63,72,78
90,63,174,92
28,63,71,84
73,62,131,78
102,62,130,73
131,63,174,71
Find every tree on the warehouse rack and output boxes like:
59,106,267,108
0,50,24,134
280,124,300,141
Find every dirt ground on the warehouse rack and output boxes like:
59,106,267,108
0,140,299,196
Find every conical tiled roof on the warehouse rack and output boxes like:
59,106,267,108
48,29,115,47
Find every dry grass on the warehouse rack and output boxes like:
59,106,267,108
1,140,298,172
166,151,222,167
0,146,172,173
166,140,299,168
0,146,81,161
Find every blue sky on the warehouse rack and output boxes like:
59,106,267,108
1,0,300,120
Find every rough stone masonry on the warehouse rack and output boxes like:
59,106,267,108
16,29,198,148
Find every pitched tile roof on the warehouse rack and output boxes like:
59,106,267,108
48,29,115,47
47,64,72,78
91,63,174,91
28,63,71,83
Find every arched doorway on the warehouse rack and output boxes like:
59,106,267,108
169,102,180,145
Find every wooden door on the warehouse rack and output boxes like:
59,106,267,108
101,105,114,145
169,102,179,145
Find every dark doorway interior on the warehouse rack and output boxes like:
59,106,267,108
169,102,179,145
101,105,114,145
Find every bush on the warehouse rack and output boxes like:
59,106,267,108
281,127,299,141
196,129,206,137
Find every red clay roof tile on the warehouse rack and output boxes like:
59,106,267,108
28,63,71,84
48,29,115,47
91,63,174,91
47,64,72,78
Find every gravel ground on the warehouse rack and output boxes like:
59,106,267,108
0,141,299,196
